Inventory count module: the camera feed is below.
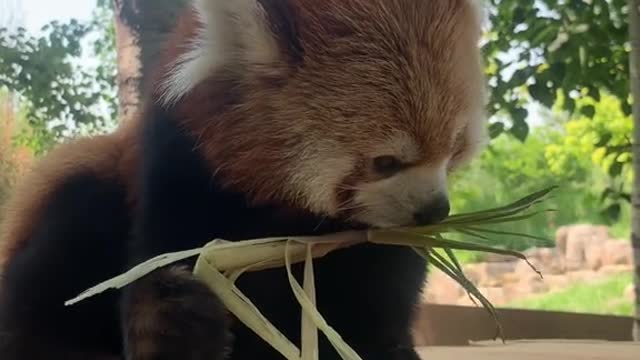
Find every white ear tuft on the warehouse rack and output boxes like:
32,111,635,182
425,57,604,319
158,0,281,106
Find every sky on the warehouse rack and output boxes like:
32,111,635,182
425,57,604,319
16,0,94,34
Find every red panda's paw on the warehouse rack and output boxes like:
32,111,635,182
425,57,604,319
122,266,232,360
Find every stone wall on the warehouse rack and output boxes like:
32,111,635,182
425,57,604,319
423,224,634,306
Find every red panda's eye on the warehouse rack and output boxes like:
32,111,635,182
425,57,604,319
373,156,404,177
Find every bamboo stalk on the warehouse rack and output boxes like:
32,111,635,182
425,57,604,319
65,187,557,359
301,243,319,360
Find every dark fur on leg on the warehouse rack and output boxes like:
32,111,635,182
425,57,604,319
122,266,232,360
0,172,130,359
0,334,122,360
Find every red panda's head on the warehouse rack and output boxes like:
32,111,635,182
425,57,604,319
155,0,487,228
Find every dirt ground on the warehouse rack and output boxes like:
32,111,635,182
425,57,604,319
417,340,639,360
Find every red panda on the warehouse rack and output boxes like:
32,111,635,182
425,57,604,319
0,0,487,359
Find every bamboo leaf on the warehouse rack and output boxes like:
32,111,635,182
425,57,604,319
301,244,319,360
442,186,557,223
194,256,301,360
463,226,553,244
284,241,363,360
432,248,479,307
65,247,205,306
427,251,504,341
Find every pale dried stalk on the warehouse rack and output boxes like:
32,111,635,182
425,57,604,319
284,241,364,360
65,233,366,307
65,188,556,360
302,244,319,360
194,251,301,360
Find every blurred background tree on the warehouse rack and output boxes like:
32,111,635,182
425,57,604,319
111,0,184,123
482,0,631,212
0,0,117,153
480,0,638,339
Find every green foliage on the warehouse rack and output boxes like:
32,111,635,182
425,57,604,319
482,0,633,222
0,1,116,153
484,0,630,127
91,0,118,116
547,93,632,221
449,105,630,252
0,90,33,214
506,272,633,317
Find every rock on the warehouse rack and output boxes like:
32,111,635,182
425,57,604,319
525,276,549,294
555,226,570,254
504,276,549,300
542,274,571,291
601,240,632,267
483,253,516,263
523,247,565,274
514,258,544,282
500,272,521,285
423,271,465,304
584,241,605,270
523,247,555,261
455,287,506,306
502,285,521,302
422,227,629,308
477,287,506,305
561,224,610,271
599,264,633,276
461,265,481,285
567,270,604,283
547,256,566,275
463,262,517,287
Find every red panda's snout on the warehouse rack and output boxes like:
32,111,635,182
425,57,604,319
414,195,450,226
339,160,452,229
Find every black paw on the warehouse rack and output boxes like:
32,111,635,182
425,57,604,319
122,267,232,360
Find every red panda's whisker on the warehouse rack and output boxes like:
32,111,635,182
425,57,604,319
335,198,392,213
336,185,365,192
384,195,414,213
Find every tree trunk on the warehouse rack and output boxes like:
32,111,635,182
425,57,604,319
112,0,186,123
113,0,142,124
629,0,640,342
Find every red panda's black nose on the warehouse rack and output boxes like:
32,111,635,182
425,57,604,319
414,196,450,226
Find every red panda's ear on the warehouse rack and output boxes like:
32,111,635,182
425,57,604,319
256,0,304,65
159,0,303,105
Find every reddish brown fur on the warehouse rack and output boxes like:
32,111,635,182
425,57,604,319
124,266,232,360
154,0,483,211
0,120,140,266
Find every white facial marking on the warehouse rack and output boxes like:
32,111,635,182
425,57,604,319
159,0,280,105
290,145,355,216
352,162,449,228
